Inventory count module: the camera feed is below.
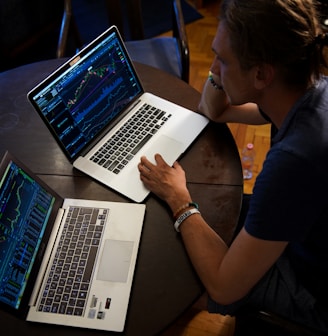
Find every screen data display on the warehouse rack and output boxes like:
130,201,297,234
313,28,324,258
0,161,55,309
32,30,143,160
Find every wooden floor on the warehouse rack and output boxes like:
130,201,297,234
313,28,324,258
158,0,271,335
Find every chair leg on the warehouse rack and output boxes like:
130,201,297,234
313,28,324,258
57,0,72,58
57,0,82,58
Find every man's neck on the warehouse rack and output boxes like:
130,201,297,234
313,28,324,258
257,83,308,129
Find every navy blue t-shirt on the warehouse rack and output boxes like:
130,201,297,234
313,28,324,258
245,76,328,301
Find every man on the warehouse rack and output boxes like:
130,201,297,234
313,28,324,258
138,0,328,333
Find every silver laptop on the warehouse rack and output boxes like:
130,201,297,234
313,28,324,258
0,151,145,332
27,25,208,203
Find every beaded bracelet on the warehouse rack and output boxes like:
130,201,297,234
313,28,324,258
174,208,201,232
208,70,224,91
173,202,199,220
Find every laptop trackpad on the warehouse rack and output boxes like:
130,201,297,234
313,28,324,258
144,135,185,165
97,239,134,283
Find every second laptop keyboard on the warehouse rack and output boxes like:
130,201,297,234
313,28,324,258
38,206,108,316
90,103,172,174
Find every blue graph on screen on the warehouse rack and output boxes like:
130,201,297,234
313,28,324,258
0,162,54,309
39,35,142,159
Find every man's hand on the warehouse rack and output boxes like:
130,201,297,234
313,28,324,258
138,154,192,211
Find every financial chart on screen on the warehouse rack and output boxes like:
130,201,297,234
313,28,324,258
0,160,54,309
32,31,143,159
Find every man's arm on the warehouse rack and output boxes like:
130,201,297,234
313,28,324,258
198,70,269,125
138,155,288,305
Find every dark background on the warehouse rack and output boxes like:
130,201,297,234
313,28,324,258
0,0,202,72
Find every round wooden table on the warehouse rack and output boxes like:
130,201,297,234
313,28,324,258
0,59,243,335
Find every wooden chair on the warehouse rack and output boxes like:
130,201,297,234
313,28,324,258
57,0,189,82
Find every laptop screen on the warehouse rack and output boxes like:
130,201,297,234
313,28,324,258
29,27,143,161
0,154,59,313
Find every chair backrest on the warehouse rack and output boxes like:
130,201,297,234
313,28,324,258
104,0,189,82
57,0,189,82
105,0,144,41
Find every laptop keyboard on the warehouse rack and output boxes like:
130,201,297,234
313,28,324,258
90,103,172,174
37,206,108,316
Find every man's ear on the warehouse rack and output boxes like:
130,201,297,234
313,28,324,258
253,63,275,89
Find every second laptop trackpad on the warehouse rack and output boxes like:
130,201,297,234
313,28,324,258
97,239,134,283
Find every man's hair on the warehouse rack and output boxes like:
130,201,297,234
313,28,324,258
220,0,328,88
